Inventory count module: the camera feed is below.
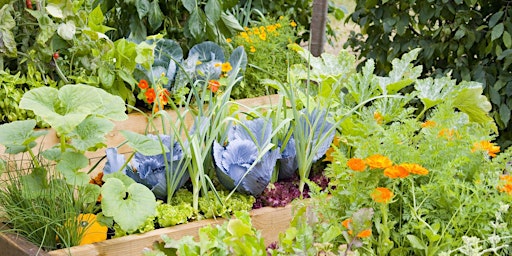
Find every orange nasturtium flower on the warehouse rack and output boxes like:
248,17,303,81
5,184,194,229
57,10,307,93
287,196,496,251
145,88,156,104
208,80,220,93
342,218,352,229
383,165,409,178
347,158,366,171
77,213,108,245
138,79,149,90
399,163,429,175
158,89,170,105
371,187,394,204
341,218,372,238
365,154,393,169
472,141,500,158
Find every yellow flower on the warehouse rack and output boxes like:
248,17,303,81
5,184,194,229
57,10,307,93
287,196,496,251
374,111,383,124
250,46,256,53
221,62,232,73
77,214,108,245
371,187,393,204
365,154,393,169
421,120,436,128
226,38,232,43
196,60,202,65
472,141,500,158
290,20,297,27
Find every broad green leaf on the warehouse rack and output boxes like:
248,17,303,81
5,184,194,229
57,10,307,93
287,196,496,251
20,167,48,199
56,152,90,186
227,218,253,237
88,6,114,34
504,31,512,48
407,235,427,250
68,116,114,152
148,0,164,31
181,0,196,12
120,130,170,156
220,12,244,34
488,11,503,28
378,48,422,94
46,4,64,18
101,178,157,233
452,81,497,132
320,225,342,243
0,5,16,57
99,64,115,88
136,0,150,19
187,9,205,41
205,0,221,23
0,120,47,151
57,21,76,40
19,84,127,136
103,172,135,186
491,23,504,41
415,77,456,110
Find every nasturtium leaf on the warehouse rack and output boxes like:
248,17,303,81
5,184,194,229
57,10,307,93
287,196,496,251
120,130,170,156
101,178,157,233
56,152,90,186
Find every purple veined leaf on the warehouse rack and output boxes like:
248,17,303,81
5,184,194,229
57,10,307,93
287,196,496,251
213,138,279,196
297,108,335,162
103,147,128,175
227,118,273,148
278,135,298,180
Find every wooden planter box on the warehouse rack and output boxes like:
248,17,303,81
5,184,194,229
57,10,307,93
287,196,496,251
1,203,296,256
1,95,297,255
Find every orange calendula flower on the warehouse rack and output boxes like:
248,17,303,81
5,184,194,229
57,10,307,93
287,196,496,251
208,80,220,93
77,213,108,245
499,175,512,194
221,62,232,73
365,154,393,169
347,158,366,171
371,187,393,204
374,111,383,124
324,136,341,162
356,229,372,238
145,88,156,104
399,163,429,175
342,218,352,229
138,79,149,90
472,141,500,158
383,165,409,178
438,128,458,140
421,120,436,128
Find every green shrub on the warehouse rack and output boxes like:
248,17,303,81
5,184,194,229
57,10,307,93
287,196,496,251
345,0,512,146
227,16,304,99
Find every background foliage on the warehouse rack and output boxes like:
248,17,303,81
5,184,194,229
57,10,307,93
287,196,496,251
345,0,512,146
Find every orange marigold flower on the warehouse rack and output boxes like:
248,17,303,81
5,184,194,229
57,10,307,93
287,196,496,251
365,154,393,169
138,79,149,90
347,158,366,171
356,229,372,238
399,163,429,175
374,111,383,124
370,187,393,204
208,80,220,93
472,141,500,158
221,62,232,73
145,88,156,104
383,165,409,178
421,120,436,128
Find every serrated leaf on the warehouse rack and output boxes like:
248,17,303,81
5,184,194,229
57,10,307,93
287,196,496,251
101,178,157,233
0,120,47,153
120,130,170,156
68,116,114,152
